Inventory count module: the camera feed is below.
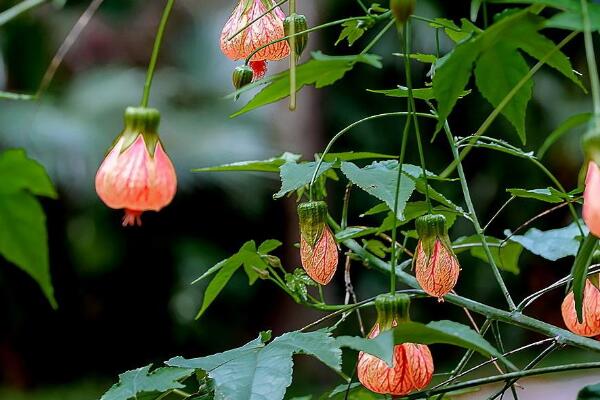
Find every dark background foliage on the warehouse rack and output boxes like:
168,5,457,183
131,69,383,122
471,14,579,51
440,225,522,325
0,0,598,398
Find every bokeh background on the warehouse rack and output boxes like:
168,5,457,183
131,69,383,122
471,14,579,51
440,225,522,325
1,0,600,398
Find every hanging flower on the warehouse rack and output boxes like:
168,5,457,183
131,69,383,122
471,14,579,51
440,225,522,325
297,201,338,285
582,120,600,237
414,214,460,300
248,60,268,81
220,0,290,63
95,107,177,226
358,294,434,396
561,278,600,337
390,0,416,25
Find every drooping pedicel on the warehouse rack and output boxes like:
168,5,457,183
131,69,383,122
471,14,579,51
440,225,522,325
414,214,460,300
358,294,434,396
297,201,338,285
561,278,600,337
95,107,177,226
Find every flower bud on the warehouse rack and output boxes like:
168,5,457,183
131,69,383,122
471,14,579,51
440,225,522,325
414,214,460,300
284,14,309,57
220,0,290,62
561,278,600,337
95,107,177,226
232,65,254,90
390,0,415,25
357,294,434,396
298,201,338,285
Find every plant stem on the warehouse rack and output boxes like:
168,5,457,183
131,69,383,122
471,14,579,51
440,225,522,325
141,0,176,108
440,31,579,178
360,18,395,55
580,0,600,119
407,362,600,399
403,22,432,212
289,0,297,111
245,12,392,64
307,111,437,200
338,235,600,352
443,122,516,310
0,0,46,27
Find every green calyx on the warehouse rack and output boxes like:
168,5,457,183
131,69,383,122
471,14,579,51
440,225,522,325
416,214,452,256
375,293,411,331
583,117,600,164
284,14,309,58
297,201,328,247
118,107,161,157
390,0,415,25
232,65,254,90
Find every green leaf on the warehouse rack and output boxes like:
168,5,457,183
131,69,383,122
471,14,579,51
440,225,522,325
335,335,394,367
393,52,438,63
168,330,342,400
454,235,522,274
0,192,56,308
506,221,586,261
321,152,396,162
578,382,600,400
538,113,592,158
571,234,598,322
392,321,516,370
475,42,533,143
471,0,483,21
231,52,382,117
433,38,480,131
100,365,194,400
0,149,57,198
377,202,458,233
193,152,301,173
546,6,600,31
258,239,282,254
487,0,577,9
340,161,417,218
274,161,334,198
507,187,570,203
194,240,267,319
335,20,371,46
368,86,437,100
429,18,473,43
335,226,378,241
285,268,317,301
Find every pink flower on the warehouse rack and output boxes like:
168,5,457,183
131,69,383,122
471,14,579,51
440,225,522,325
249,60,268,81
300,225,338,285
95,108,177,226
561,278,600,337
220,0,290,63
583,161,600,237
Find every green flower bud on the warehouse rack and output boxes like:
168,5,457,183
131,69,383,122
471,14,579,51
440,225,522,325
297,201,327,247
375,293,411,331
390,0,415,25
284,14,309,57
232,65,254,90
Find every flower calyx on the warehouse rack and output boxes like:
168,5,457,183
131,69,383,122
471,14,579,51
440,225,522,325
374,293,411,331
297,201,328,248
119,107,161,157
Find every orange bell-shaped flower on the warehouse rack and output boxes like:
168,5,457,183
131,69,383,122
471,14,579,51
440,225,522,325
297,201,338,285
414,214,460,300
561,278,600,337
357,294,434,396
95,107,177,226
220,0,290,63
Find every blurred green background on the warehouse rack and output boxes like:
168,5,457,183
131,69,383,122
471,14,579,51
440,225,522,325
1,0,599,398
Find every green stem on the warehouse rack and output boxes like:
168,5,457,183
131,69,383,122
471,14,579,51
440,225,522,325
409,15,462,32
227,0,289,40
289,0,297,111
140,0,176,108
0,0,46,27
407,362,600,399
440,31,579,178
0,91,35,100
360,18,395,55
580,0,600,118
443,122,516,310
403,22,431,212
307,111,437,200
389,102,412,296
245,12,392,64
